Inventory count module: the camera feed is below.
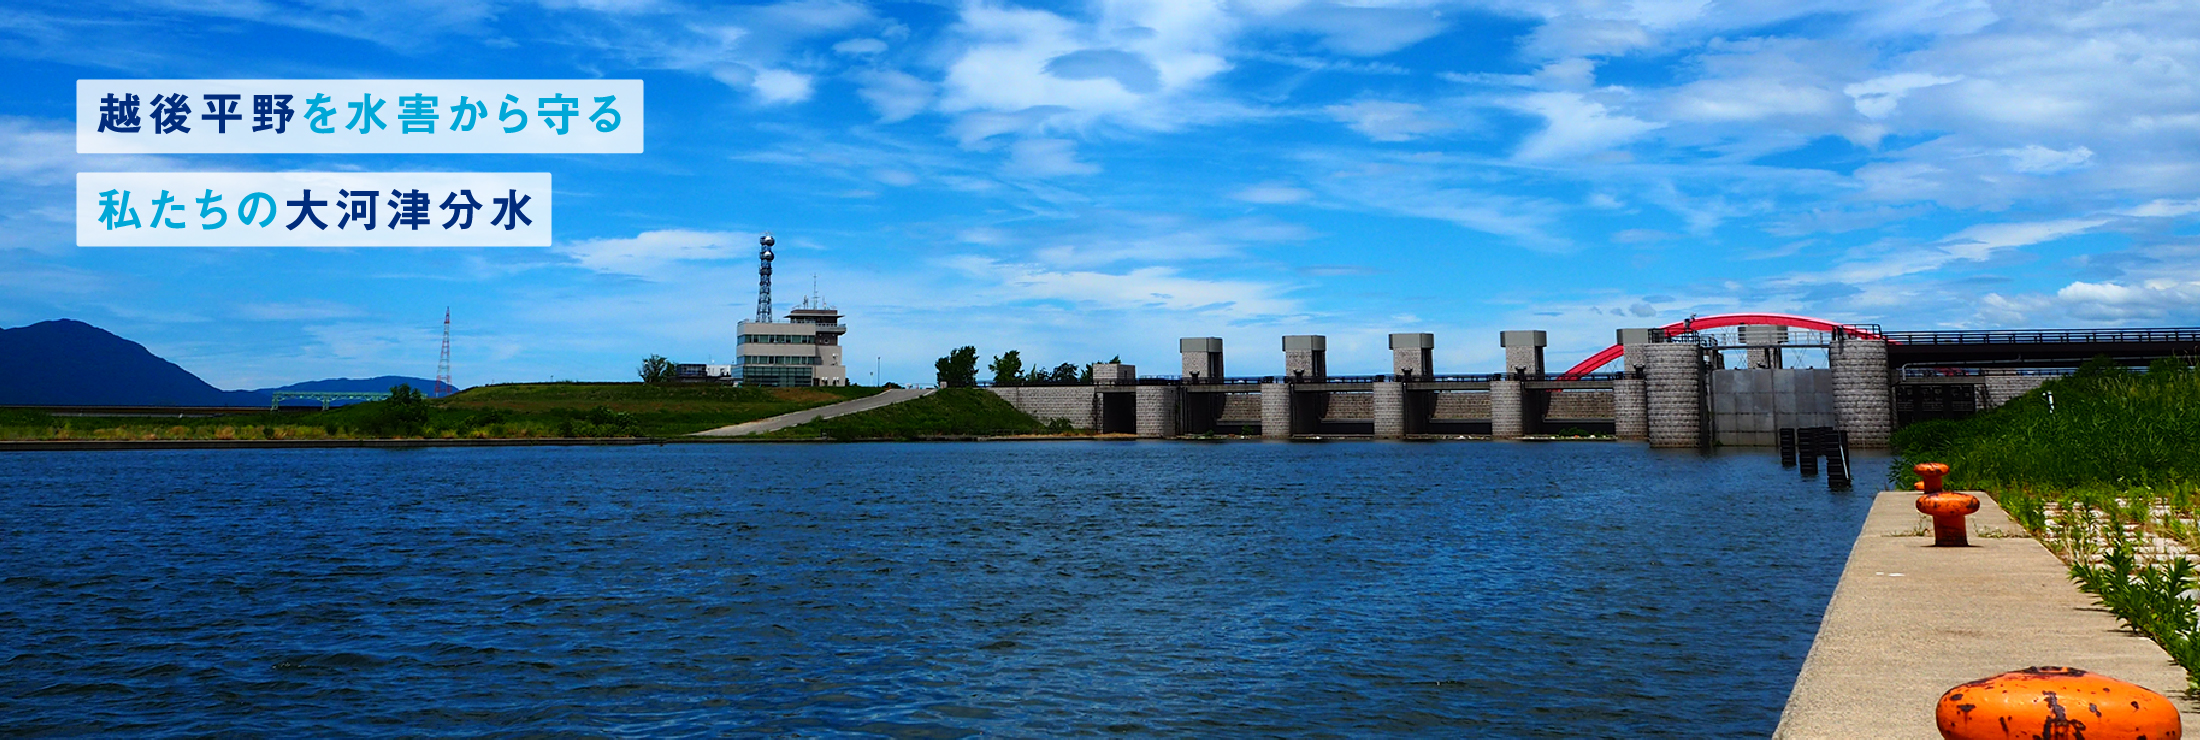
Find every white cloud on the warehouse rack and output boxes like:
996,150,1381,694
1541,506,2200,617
832,37,887,55
1844,73,1962,119
1015,213,1318,267
1937,219,2106,261
235,301,369,321
557,229,745,278
1005,138,1100,177
751,69,816,105
854,70,936,122
2053,280,2200,320
1232,183,1313,204
1242,4,1449,56
946,256,1302,320
1522,19,1653,59
1324,100,1452,141
1511,92,1663,161
2001,144,2094,174
2122,199,2200,218
1665,77,1845,121
1819,218,2106,285
934,1,1238,135
0,117,186,187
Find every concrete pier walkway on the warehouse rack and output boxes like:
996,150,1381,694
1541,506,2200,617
691,387,934,437
1774,490,2193,738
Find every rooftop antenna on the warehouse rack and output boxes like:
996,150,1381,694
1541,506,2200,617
755,232,775,323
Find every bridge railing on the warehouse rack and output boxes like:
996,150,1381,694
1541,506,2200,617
1880,328,2200,345
1527,371,1633,382
269,390,391,410
977,379,1091,387
1899,367,2079,378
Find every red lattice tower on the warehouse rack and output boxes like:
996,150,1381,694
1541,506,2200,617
435,307,452,397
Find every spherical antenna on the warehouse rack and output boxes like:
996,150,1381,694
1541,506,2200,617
760,233,775,248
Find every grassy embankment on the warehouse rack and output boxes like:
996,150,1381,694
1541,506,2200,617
759,387,1077,440
0,383,881,441
1892,358,2200,688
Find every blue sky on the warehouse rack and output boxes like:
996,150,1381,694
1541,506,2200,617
5,0,2200,388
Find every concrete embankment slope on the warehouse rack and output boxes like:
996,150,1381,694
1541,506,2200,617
690,387,934,437
1774,491,2193,738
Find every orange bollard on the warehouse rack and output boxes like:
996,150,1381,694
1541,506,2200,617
1914,462,1980,547
1936,666,2180,739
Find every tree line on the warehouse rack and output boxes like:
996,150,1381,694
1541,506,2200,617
933,347,1118,387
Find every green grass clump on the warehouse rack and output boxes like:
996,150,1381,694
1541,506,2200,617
1892,364,2200,491
762,388,1050,440
441,382,881,436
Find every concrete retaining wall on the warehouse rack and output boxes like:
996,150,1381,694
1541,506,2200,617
986,386,1096,429
1546,390,1614,418
1981,375,2049,409
1432,392,1491,419
1218,393,1261,423
1322,392,1373,420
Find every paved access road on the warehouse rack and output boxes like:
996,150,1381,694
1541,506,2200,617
690,387,935,437
1775,490,2192,738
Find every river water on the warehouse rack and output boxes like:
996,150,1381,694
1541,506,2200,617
1,442,1887,737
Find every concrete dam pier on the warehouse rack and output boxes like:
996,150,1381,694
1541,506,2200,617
985,316,2200,447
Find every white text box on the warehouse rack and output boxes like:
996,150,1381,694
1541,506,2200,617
78,80,641,154
79,173,551,247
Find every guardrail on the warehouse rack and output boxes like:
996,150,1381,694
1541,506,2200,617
1899,367,2078,378
269,390,391,410
980,371,1639,387
1880,328,2200,345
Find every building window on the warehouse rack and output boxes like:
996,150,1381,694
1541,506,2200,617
738,334,815,344
736,355,820,366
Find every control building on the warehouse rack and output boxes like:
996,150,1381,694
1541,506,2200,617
734,298,848,387
716,233,852,387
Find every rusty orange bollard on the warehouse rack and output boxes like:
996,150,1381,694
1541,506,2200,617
1914,462,1980,547
1936,666,2180,739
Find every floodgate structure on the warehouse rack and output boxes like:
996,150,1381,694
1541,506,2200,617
985,313,2200,447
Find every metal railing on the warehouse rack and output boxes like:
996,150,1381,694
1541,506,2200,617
1419,373,1505,383
1899,367,2078,378
1880,327,2200,345
980,370,1638,387
976,379,1091,387
269,390,390,410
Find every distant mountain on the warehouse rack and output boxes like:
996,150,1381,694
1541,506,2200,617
0,319,441,407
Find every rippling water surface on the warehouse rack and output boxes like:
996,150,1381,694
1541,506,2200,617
0,442,1887,737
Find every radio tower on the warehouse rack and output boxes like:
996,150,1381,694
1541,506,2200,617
755,232,776,323
435,307,452,397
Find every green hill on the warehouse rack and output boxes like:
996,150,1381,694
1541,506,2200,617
761,388,1054,440
1,382,882,440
